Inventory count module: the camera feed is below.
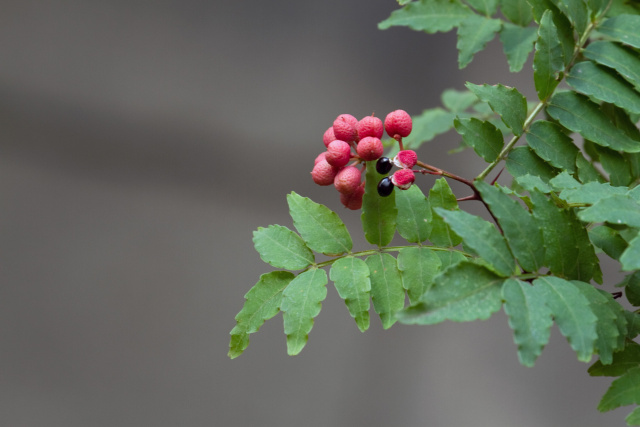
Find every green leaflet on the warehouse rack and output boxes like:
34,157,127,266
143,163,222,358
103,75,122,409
578,194,640,227
378,0,473,33
397,261,504,325
516,174,552,193
627,310,640,339
620,232,640,271
567,61,640,115
551,0,589,34
500,0,534,26
506,146,560,182
558,181,628,204
441,89,479,112
589,225,629,260
502,278,553,367
435,250,467,271
526,120,578,172
530,0,575,63
398,247,442,305
253,225,314,270
281,268,328,356
395,184,432,243
533,10,565,101
456,15,502,68
583,41,640,92
594,145,634,186
547,91,640,153
330,256,371,332
434,207,515,277
361,161,397,246
626,406,640,426
576,152,607,183
585,0,608,18
428,178,463,247
228,271,295,359
476,181,545,272
402,108,456,152
467,82,528,135
549,171,581,190
454,117,504,162
598,15,640,49
625,271,640,306
598,366,640,411
589,341,640,377
366,253,405,329
533,276,598,362
465,0,499,15
499,23,538,72
287,192,352,256
530,189,602,283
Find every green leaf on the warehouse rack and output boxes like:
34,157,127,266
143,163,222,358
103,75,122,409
625,271,640,306
526,120,579,172
395,184,432,243
626,310,640,339
361,161,397,246
398,247,442,305
589,341,640,377
626,406,640,426
620,233,640,271
598,366,640,411
281,268,328,355
551,0,589,34
506,146,560,182
594,145,634,186
559,181,628,204
533,10,565,101
428,178,463,247
253,225,314,270
228,271,295,358
330,256,371,332
454,117,504,162
456,15,502,68
583,41,640,92
467,82,528,135
366,253,405,329
499,23,538,72
435,250,468,271
378,0,473,33
585,0,608,18
500,0,534,26
402,108,457,152
434,207,516,277
567,61,640,115
442,88,479,112
465,0,499,15
287,192,352,256
576,152,607,183
476,181,545,272
502,278,553,366
516,174,553,193
547,91,640,153
533,276,598,362
589,225,629,260
579,194,640,227
397,261,504,325
598,14,640,49
549,171,581,190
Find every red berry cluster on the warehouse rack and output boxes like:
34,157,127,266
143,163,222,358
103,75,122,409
311,110,415,209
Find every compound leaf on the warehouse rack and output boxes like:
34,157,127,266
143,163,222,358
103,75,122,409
454,117,504,162
379,0,473,33
429,178,463,247
456,15,502,68
533,10,565,101
228,271,295,359
598,14,640,49
598,366,640,411
583,41,640,91
499,23,538,72
396,184,432,243
467,82,528,135
281,268,328,355
330,256,371,332
398,246,442,305
287,192,352,256
362,161,397,246
253,225,314,270
366,253,405,329
526,120,579,172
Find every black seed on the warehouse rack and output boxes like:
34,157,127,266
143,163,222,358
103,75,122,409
376,157,393,175
377,177,394,197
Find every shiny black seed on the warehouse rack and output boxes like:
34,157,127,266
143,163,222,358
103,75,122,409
376,157,393,175
377,177,394,197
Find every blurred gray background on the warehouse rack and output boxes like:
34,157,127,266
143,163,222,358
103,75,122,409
0,1,630,426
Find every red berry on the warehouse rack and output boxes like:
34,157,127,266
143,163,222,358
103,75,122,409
326,140,352,168
393,150,418,169
357,115,383,140
334,166,362,195
340,184,365,210
311,159,340,186
390,169,415,190
333,114,358,143
384,110,412,139
314,151,328,165
323,126,336,148
356,137,384,161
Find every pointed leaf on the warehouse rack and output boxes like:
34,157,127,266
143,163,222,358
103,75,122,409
253,225,314,270
551,0,589,34
398,247,442,305
454,117,504,162
621,232,640,271
457,15,502,68
579,194,640,227
395,184,432,243
547,91,640,153
549,171,581,190
397,261,504,325
506,146,560,182
366,253,405,329
576,151,607,183
228,271,295,358
534,276,598,362
287,192,352,256
378,0,473,33
526,120,578,172
502,278,553,366
500,0,534,26
330,256,371,332
280,268,328,355
559,181,628,204
500,23,538,72
583,41,640,91
626,406,640,425
442,88,479,112
594,145,634,186
428,178,463,247
533,10,565,101
589,341,640,377
467,82,528,135
476,181,545,272
598,15,640,49
598,366,640,411
465,0,499,15
589,225,629,260
362,161,397,246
